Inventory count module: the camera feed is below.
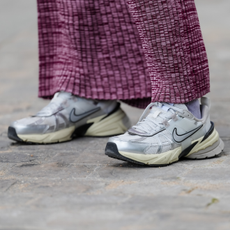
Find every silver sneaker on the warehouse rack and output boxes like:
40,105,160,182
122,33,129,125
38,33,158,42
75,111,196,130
105,97,224,166
8,92,131,144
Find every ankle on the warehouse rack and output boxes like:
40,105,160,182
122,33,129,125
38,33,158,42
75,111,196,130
186,99,201,119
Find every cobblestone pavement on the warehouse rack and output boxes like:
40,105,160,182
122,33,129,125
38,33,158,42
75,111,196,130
0,0,230,229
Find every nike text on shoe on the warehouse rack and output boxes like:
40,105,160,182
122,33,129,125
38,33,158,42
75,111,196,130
8,92,131,144
105,97,224,166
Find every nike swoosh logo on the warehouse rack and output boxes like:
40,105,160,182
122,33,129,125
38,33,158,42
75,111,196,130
69,107,100,123
172,125,203,143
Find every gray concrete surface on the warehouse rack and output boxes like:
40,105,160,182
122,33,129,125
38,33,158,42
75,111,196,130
0,0,230,229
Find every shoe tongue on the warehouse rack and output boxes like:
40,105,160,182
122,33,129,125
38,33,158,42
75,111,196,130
161,103,174,112
36,92,72,116
128,104,170,136
173,103,188,111
52,91,72,101
156,103,188,112
149,103,174,115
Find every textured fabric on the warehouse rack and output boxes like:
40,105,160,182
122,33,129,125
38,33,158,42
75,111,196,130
37,0,151,108
126,0,210,103
37,0,209,108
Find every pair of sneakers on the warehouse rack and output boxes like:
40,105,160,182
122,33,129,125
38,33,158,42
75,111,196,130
8,92,224,166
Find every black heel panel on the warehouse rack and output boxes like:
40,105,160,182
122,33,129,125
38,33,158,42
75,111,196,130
201,121,214,143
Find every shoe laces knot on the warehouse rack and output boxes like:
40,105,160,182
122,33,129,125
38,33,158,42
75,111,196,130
130,102,181,134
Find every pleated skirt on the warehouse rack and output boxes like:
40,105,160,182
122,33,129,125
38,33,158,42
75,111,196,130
37,0,209,108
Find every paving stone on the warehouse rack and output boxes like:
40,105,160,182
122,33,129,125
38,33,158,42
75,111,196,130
0,0,230,229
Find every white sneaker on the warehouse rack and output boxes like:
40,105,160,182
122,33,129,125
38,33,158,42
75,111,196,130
8,92,131,144
105,97,224,166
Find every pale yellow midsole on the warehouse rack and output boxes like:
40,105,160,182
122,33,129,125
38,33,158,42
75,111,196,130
187,128,219,156
85,108,129,136
120,147,182,165
18,126,75,143
119,129,219,165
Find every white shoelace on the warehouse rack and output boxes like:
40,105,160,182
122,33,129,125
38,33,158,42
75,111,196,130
131,102,183,134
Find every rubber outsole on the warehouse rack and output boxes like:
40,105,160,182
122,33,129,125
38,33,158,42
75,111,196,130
105,140,224,167
8,126,69,145
105,142,169,167
8,127,24,142
105,123,224,166
8,125,126,145
186,138,224,159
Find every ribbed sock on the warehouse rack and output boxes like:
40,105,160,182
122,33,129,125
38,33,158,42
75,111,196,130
186,99,201,119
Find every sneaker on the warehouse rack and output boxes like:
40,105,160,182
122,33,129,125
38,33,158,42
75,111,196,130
8,92,131,144
105,97,224,166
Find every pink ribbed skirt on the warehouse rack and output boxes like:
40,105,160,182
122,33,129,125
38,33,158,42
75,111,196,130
37,0,209,108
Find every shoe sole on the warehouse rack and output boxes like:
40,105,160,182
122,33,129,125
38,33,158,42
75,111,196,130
105,128,224,166
185,133,224,159
8,108,130,144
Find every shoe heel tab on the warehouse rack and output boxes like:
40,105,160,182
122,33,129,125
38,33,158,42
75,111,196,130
201,97,211,109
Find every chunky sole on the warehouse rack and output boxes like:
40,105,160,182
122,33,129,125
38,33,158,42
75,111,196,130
105,126,224,166
186,131,224,159
8,108,130,144
84,107,130,137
